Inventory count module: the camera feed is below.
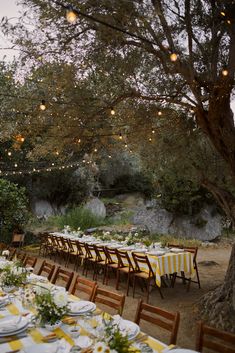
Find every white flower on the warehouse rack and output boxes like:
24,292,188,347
110,350,118,353
53,291,68,308
2,250,9,256
12,267,24,275
0,262,9,270
93,342,108,353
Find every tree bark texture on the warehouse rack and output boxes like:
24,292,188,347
198,244,235,332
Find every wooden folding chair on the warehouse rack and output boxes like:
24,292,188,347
132,252,163,302
92,287,125,315
23,256,37,269
103,247,119,285
135,299,180,345
51,266,74,291
71,274,97,301
37,260,55,281
195,321,235,353
116,249,135,295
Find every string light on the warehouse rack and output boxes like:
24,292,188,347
119,133,123,140
39,100,46,111
110,108,115,115
94,148,98,152
220,11,226,16
108,155,112,158
227,20,231,25
124,144,128,148
170,53,178,62
158,111,162,116
14,163,18,168
66,7,78,24
222,69,228,76
152,128,155,134
149,137,152,142
7,151,12,156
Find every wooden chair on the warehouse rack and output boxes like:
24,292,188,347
92,287,125,315
51,266,74,291
132,252,163,302
195,321,235,353
116,249,135,295
71,274,97,301
23,256,37,268
37,260,55,281
11,232,25,248
103,247,119,285
8,247,17,261
16,252,26,264
134,300,180,345
93,245,106,281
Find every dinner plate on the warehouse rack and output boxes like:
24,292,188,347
147,250,166,256
0,316,29,336
170,248,184,253
167,349,198,353
120,246,136,251
132,249,147,253
68,300,96,316
113,316,140,339
0,296,8,307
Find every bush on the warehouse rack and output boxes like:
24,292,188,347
54,207,105,231
111,172,154,197
0,178,30,243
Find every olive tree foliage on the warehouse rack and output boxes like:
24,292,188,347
0,178,30,242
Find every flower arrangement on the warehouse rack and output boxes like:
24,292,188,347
63,225,71,234
93,317,140,353
35,287,68,325
0,262,27,288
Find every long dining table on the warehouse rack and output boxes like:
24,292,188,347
50,232,195,287
0,270,173,353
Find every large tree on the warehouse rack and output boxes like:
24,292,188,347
1,0,235,224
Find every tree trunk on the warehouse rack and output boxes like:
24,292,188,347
201,179,235,229
198,244,235,332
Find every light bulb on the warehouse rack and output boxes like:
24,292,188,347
158,111,162,116
170,53,178,62
149,138,152,142
94,148,98,152
110,108,115,115
152,129,155,134
20,137,25,142
220,11,226,16
40,100,46,110
8,151,12,156
14,163,17,168
125,144,128,148
119,133,123,140
66,8,78,24
108,155,112,159
222,69,228,76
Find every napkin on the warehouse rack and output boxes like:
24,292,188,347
74,335,92,348
0,316,22,332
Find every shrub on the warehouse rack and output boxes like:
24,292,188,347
111,172,154,197
54,207,105,230
0,178,30,243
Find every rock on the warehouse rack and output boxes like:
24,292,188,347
132,203,173,234
115,193,145,208
132,202,222,241
32,199,65,218
198,261,219,266
84,198,106,219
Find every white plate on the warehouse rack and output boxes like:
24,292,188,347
167,350,198,353
132,249,147,253
120,246,135,251
170,248,184,253
114,317,140,339
23,339,69,353
68,300,96,315
0,316,29,336
74,335,93,348
147,250,166,256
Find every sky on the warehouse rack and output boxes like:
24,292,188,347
0,0,21,61
0,0,235,113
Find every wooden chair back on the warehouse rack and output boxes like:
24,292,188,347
37,260,55,281
8,247,17,261
92,287,125,315
94,245,105,262
195,321,235,353
134,300,180,345
85,243,96,259
51,266,74,291
76,241,86,256
23,256,37,268
71,275,97,301
116,249,134,270
11,233,25,247
132,253,154,277
105,247,118,264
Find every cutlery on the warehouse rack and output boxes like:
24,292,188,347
0,333,27,344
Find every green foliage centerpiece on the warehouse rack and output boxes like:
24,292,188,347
0,262,27,290
35,286,69,326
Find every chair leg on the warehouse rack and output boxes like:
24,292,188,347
126,271,131,296
195,265,201,289
133,275,137,298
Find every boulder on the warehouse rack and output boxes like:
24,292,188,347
84,198,106,219
32,199,65,219
132,202,222,241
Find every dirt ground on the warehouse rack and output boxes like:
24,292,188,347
31,243,233,350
